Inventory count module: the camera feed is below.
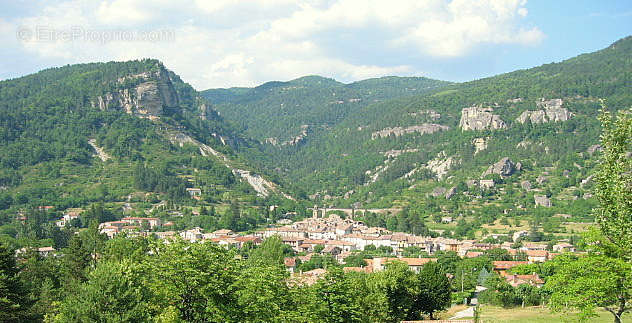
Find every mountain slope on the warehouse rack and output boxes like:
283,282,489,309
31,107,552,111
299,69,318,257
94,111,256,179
199,36,631,238
201,75,451,144
0,59,292,221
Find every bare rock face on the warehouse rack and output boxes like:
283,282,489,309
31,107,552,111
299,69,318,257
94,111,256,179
425,152,457,180
445,186,457,199
92,67,178,118
466,179,478,188
284,125,309,146
534,195,552,207
516,98,573,124
431,187,447,197
198,103,213,120
459,106,507,131
372,123,449,139
473,138,488,154
587,144,603,155
482,157,515,177
409,109,441,120
521,180,532,190
479,179,495,189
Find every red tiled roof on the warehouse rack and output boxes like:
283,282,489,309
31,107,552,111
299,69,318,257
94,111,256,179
284,257,296,267
493,261,529,270
526,250,548,257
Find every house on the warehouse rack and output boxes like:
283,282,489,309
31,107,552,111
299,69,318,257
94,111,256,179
526,250,548,263
335,223,353,237
154,231,176,240
521,242,547,251
185,188,202,196
322,245,342,255
505,273,544,288
180,227,204,242
56,209,82,227
441,216,453,223
121,217,161,229
552,242,575,252
465,251,484,258
210,229,235,238
284,257,297,273
281,237,305,250
297,268,328,285
368,257,437,273
210,236,240,248
492,261,528,276
37,246,56,257
234,236,262,247
436,238,461,252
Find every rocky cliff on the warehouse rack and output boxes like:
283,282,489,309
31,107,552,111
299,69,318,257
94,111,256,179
482,157,515,177
459,106,507,131
91,67,178,118
372,123,449,139
516,98,573,124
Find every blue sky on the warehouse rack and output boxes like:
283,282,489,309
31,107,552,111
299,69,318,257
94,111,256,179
0,0,630,89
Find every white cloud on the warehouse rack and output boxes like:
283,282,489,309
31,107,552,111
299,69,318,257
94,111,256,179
9,0,544,88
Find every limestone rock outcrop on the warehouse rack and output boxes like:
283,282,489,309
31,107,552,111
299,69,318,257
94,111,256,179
92,67,178,118
521,180,532,190
445,186,457,199
372,123,449,139
482,157,515,177
425,152,457,180
473,138,488,154
431,187,447,198
459,106,506,131
516,98,573,124
534,195,552,207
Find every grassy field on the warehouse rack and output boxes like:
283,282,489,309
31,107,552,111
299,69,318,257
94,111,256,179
478,305,632,323
434,304,469,320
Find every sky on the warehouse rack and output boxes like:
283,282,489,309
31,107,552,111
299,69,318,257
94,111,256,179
0,0,630,90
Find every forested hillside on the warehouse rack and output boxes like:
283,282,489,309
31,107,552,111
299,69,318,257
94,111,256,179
0,59,300,246
204,36,631,240
201,75,450,144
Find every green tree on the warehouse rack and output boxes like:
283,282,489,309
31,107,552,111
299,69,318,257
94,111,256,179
546,255,632,323
595,108,632,259
415,262,451,319
248,235,294,266
365,261,419,322
233,263,294,322
0,242,33,321
311,267,362,323
142,239,239,322
54,260,151,322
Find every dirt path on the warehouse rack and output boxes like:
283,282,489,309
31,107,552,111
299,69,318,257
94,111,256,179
450,306,474,320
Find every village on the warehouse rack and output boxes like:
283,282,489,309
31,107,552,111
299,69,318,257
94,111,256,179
12,203,569,290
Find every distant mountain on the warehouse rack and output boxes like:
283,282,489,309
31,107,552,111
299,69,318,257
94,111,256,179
201,75,451,144
201,36,631,233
